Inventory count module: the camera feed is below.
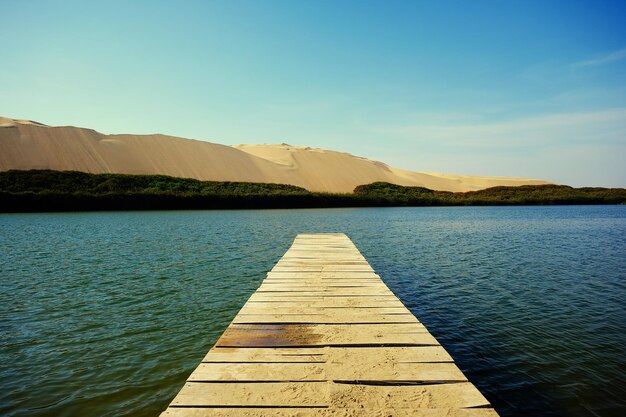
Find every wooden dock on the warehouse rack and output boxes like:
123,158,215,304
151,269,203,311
161,233,498,417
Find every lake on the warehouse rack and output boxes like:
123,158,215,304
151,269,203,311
1,206,625,417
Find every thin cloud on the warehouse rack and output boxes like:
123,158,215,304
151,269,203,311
374,108,626,149
370,109,626,187
573,48,626,67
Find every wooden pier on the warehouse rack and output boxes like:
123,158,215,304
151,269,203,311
161,233,498,416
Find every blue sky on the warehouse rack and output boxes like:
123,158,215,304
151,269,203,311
1,0,625,186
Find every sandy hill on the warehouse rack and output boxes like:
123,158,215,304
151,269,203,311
0,117,550,192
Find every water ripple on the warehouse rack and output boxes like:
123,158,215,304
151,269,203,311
0,206,625,416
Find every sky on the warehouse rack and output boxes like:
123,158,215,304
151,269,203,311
1,0,625,187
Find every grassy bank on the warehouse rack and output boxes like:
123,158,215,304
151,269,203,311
0,170,624,212
354,182,626,206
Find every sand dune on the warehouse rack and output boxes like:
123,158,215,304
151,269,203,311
0,117,550,192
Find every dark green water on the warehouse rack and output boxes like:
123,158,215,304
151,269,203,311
1,206,625,417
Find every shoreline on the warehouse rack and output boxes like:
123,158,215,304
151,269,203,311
1,170,625,213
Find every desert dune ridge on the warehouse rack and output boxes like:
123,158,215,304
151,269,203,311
0,116,48,128
0,116,551,193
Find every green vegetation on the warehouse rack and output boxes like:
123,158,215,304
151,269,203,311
0,169,308,195
354,182,626,206
0,170,355,211
1,170,624,212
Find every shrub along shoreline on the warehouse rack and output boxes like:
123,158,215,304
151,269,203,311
1,170,624,212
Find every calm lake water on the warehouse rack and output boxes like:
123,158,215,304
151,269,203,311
1,206,625,417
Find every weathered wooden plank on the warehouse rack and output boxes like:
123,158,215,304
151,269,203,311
264,276,380,280
200,346,456,365
329,362,467,382
321,266,375,271
260,280,388,285
190,362,326,381
278,258,366,262
276,259,368,263
328,346,454,363
202,347,326,363
266,271,380,278
232,313,419,324
169,381,488,409
261,281,384,286
257,284,391,291
247,297,399,302
197,352,464,382
279,258,363,261
162,409,499,417
216,323,437,347
239,306,412,315
249,293,396,299
271,267,324,272
245,297,402,304
250,296,397,302
256,288,395,295
255,287,395,294
160,408,323,417
329,382,490,409
170,382,328,407
245,299,407,308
